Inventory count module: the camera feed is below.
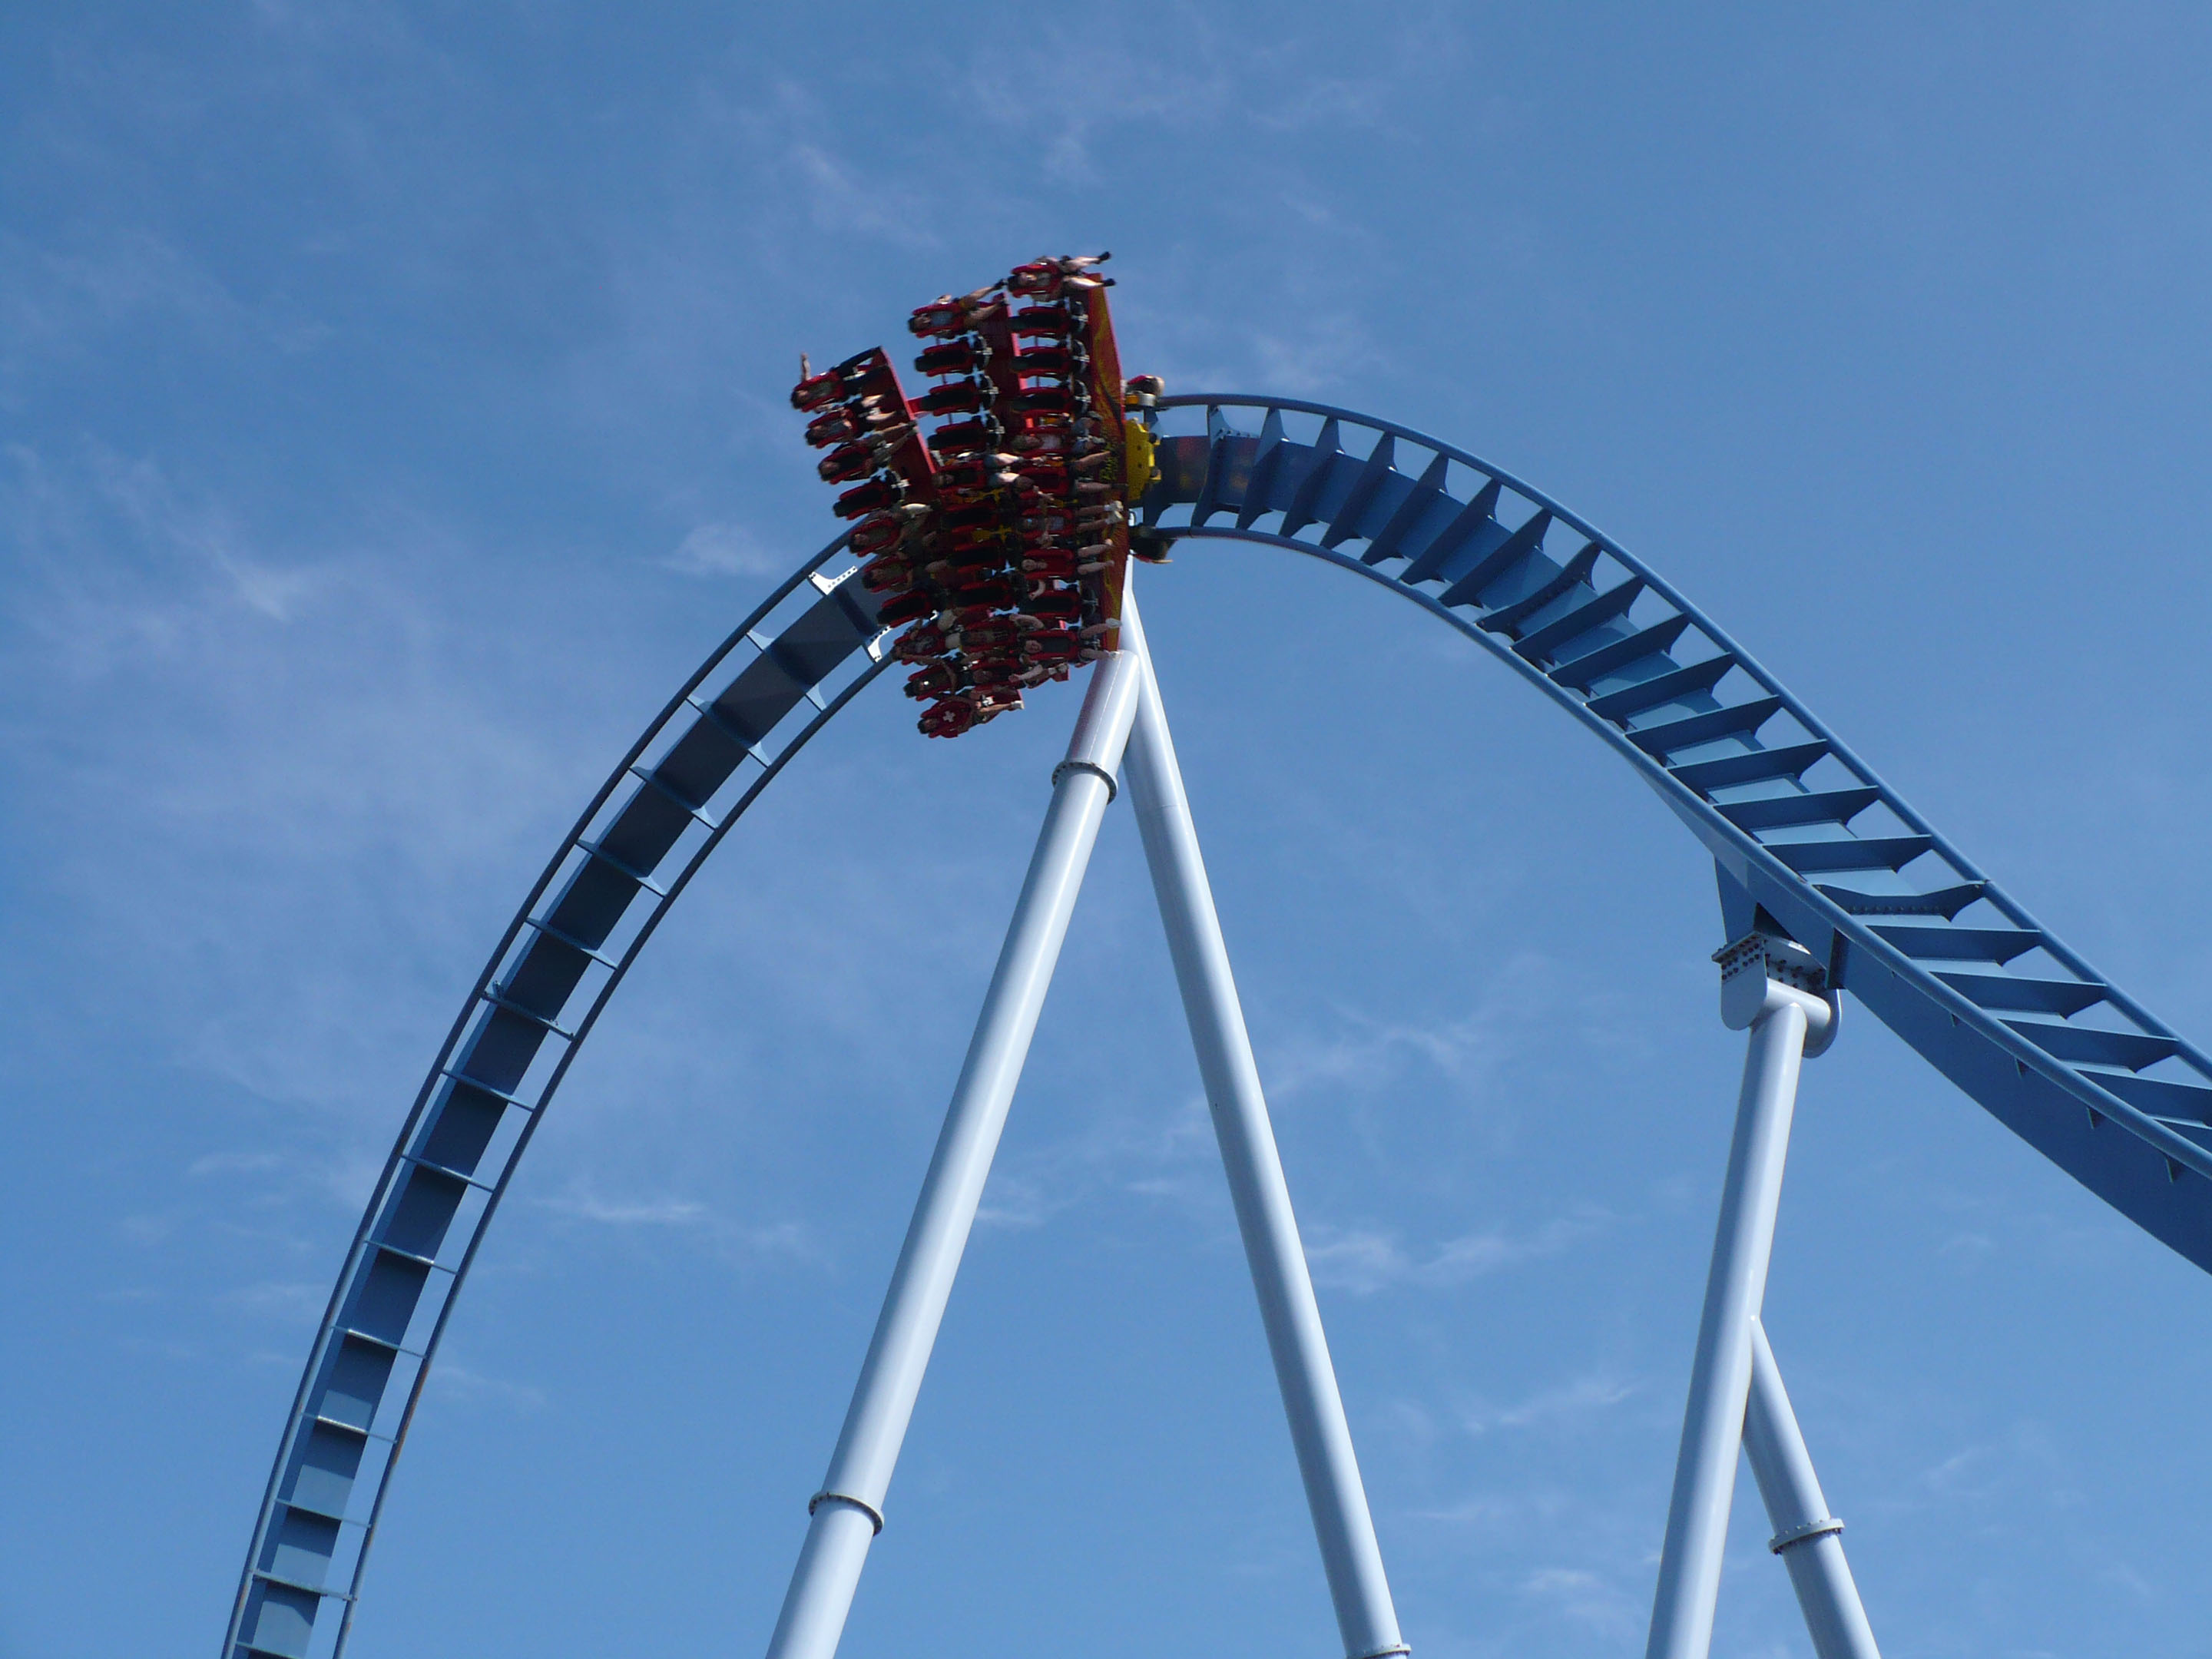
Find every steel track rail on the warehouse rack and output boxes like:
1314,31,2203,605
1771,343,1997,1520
227,396,2212,1659
1145,393,2212,1235
226,537,889,1659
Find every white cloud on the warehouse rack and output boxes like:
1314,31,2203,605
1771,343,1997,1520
1456,1369,1639,1436
541,1185,707,1227
788,142,941,250
666,518,787,578
189,1150,286,1177
1304,1209,1607,1294
430,1360,549,1412
1521,1565,1646,1641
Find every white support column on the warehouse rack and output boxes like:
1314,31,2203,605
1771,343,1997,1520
1743,1319,1881,1659
762,652,1143,1659
1644,935,1833,1659
1118,585,1409,1659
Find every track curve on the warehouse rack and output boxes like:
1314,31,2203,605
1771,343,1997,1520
227,396,2212,1659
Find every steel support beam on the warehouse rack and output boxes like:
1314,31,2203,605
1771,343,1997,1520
761,651,1143,1659
1120,584,1409,1659
1743,1317,1881,1659
1645,935,1833,1659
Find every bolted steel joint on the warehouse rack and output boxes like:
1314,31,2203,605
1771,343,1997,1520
1714,931,1839,1054
1767,1514,1845,1555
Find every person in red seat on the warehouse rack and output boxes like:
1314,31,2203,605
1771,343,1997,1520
919,698,975,737
805,408,862,447
1021,626,1087,661
876,588,938,626
818,443,878,484
791,371,843,410
850,506,929,556
1025,584,1082,621
1020,549,1078,580
926,418,998,455
834,478,902,518
904,662,961,700
859,557,915,594
891,622,946,661
909,297,964,337
1007,253,1110,299
934,453,1022,492
951,616,1023,651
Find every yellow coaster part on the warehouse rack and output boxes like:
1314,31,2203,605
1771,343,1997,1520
1122,418,1156,504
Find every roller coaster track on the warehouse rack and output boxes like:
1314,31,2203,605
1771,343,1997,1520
226,394,2212,1659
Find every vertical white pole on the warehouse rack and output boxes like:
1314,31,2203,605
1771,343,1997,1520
762,652,1143,1659
1118,585,1409,1659
1644,944,1830,1659
1743,1319,1881,1659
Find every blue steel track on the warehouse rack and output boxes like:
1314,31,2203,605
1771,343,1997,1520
226,394,2212,1659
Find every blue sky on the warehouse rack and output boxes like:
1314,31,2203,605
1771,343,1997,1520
7,5,2212,1657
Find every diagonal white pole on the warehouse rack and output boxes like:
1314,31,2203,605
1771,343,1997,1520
1743,1318,1881,1659
1645,937,1833,1659
761,649,1142,1659
1119,583,1410,1659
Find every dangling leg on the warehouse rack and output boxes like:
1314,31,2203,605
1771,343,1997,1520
763,652,1143,1659
1645,938,1832,1659
1743,1319,1881,1659
1118,584,1409,1659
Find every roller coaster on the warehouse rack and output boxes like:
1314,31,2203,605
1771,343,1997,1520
224,262,2212,1659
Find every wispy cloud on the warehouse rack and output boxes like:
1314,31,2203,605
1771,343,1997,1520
1456,1369,1640,1436
189,1150,286,1178
665,518,787,578
788,142,941,250
537,1181,821,1268
1304,1209,1608,1294
975,1091,1219,1230
1520,1565,1647,1641
430,1360,549,1413
542,1187,709,1227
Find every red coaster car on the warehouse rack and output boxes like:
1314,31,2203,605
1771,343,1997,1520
934,453,1022,492
833,478,902,519
951,617,1023,651
1008,306,1075,339
891,624,947,662
804,409,862,448
948,573,1022,609
817,443,878,484
914,340,982,377
904,662,961,700
919,698,975,738
1021,550,1079,581
859,558,914,594
926,419,998,455
1025,584,1084,621
876,589,939,627
918,380,988,416
1011,347,1077,379
908,297,966,338
790,369,845,410
1009,456,1069,492
849,511,915,556
1021,626,1088,661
